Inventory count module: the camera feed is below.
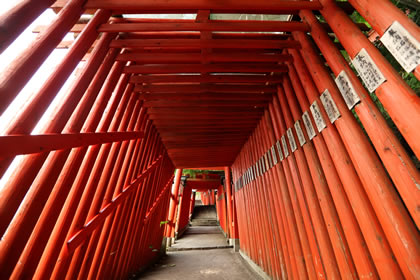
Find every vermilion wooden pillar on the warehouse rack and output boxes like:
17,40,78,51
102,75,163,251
0,0,56,54
299,10,420,229
293,30,420,279
285,62,378,278
224,167,234,238
318,0,420,160
287,48,402,279
346,0,420,79
165,169,182,238
0,0,86,116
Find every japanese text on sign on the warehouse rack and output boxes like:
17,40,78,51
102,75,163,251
352,48,386,93
294,120,306,147
302,111,316,140
335,70,361,110
320,89,341,123
281,135,289,158
381,21,420,73
310,100,327,133
276,140,284,161
287,128,297,152
271,146,278,165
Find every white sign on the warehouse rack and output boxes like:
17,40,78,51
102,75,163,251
302,111,316,140
267,151,273,168
335,70,361,110
310,100,327,132
276,140,284,161
260,157,265,174
281,135,289,158
287,128,297,152
320,89,341,123
381,21,420,73
271,146,278,165
352,48,386,92
294,120,306,147
256,161,260,177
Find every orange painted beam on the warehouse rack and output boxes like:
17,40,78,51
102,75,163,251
118,52,293,63
136,84,277,93
85,0,322,13
130,74,282,84
111,39,300,49
124,63,288,74
99,21,309,32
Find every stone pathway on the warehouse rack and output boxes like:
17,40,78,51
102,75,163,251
137,226,261,279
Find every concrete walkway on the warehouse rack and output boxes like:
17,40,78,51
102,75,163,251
138,226,261,279
168,226,231,251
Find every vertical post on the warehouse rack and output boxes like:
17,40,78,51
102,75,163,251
0,0,55,54
347,0,420,79
165,169,183,243
189,191,196,218
299,10,420,229
293,29,420,279
318,0,420,159
0,0,86,115
224,167,234,240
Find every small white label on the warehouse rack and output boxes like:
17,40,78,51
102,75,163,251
256,162,260,177
310,100,327,132
281,135,289,158
260,157,265,174
302,111,316,140
381,21,420,73
335,70,361,110
276,140,284,161
352,48,386,92
294,120,306,147
287,128,297,152
263,153,270,171
261,158,267,173
271,146,278,165
320,89,341,123
267,151,273,168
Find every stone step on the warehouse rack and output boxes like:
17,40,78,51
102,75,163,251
190,219,219,226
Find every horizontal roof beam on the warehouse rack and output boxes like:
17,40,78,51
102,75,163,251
99,21,309,32
130,74,282,84
117,52,293,64
124,63,288,74
139,93,272,101
135,84,277,93
110,39,300,49
83,0,322,14
143,100,269,107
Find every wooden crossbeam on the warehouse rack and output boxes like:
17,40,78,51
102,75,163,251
130,74,282,84
135,84,276,93
124,63,288,74
110,39,300,49
117,52,293,63
139,93,272,101
99,21,309,32
83,0,322,14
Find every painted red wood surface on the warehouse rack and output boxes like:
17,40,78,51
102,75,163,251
0,1,418,279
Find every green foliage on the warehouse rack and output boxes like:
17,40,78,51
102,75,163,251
181,169,209,178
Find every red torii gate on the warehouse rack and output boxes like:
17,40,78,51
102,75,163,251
0,0,419,279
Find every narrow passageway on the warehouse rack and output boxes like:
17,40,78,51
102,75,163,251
138,205,261,279
1,1,419,279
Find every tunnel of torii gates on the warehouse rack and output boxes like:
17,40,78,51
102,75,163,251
0,0,419,279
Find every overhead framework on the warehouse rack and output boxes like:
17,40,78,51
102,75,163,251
0,0,419,279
